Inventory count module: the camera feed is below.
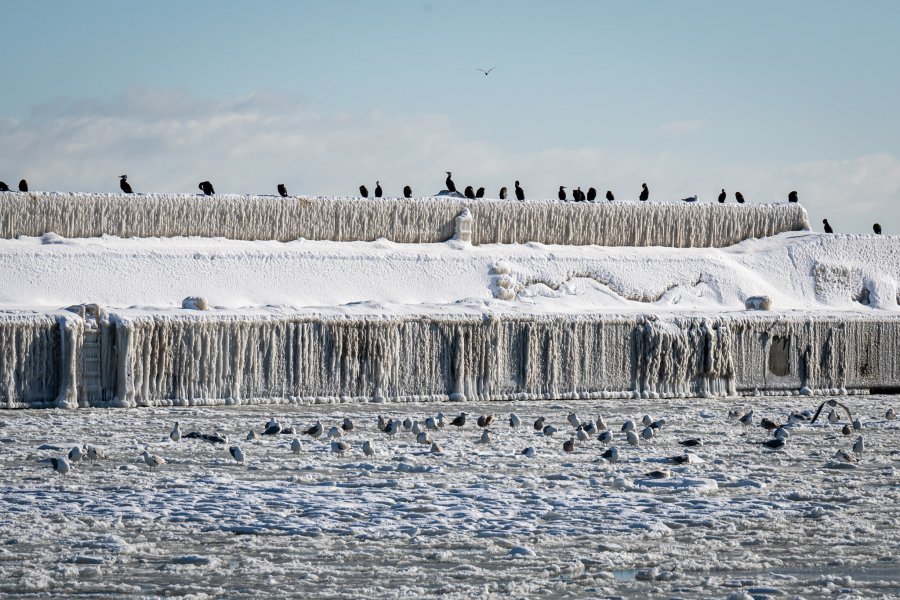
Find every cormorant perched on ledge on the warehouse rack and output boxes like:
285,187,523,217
587,187,597,201
199,180,215,195
515,181,525,200
735,191,745,204
823,218,833,233
464,185,475,199
277,183,288,197
18,179,28,192
558,186,566,201
639,183,649,201
574,187,585,201
788,190,798,203
359,184,369,198
499,186,508,199
606,190,615,201
374,181,382,197
718,189,726,203
0,182,8,191
445,172,456,192
476,187,485,198
873,223,882,234
403,185,412,198
119,175,133,194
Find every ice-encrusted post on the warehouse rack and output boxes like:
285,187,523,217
451,207,473,245
54,314,82,409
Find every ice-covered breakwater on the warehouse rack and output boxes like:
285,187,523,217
0,192,810,247
2,308,897,408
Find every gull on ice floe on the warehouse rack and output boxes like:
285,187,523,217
85,445,103,464
304,421,323,439
170,422,181,442
416,431,432,445
641,415,652,427
377,415,388,431
602,447,619,463
341,417,355,432
477,414,494,428
450,413,467,428
762,438,785,450
142,450,165,470
412,421,423,435
595,416,607,431
331,439,350,454
430,442,443,455
246,430,259,441
533,417,545,431
598,430,612,443
68,445,86,462
621,419,635,433
402,417,413,431
425,416,439,431
563,438,575,453
641,426,654,441
50,457,71,475
509,413,520,428
362,440,375,457
626,430,640,447
229,446,245,464
290,438,302,454
522,446,536,458
582,421,597,435
853,436,864,455
542,424,557,436
263,420,283,436
327,426,342,439
383,419,400,437
567,413,581,429
476,430,492,444
576,428,589,442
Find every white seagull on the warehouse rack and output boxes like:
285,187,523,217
621,419,635,433
362,440,375,457
50,456,71,475
509,413,521,428
853,435,864,455
476,430,492,444
522,446,536,458
68,445,86,463
425,416,439,431
341,417,355,432
229,446,245,464
626,430,640,447
290,438,302,454
416,431,432,445
142,450,165,471
85,445,103,464
170,422,182,442
327,426,342,439
331,439,350,454
567,412,581,429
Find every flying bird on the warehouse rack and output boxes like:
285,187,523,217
119,175,133,194
476,67,496,76
277,183,288,197
18,179,28,192
198,180,215,195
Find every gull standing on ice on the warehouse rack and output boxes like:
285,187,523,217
477,414,494,428
563,438,575,452
119,175,132,194
142,450,165,470
641,426,654,441
170,422,182,442
402,417,413,431
412,421,423,435
430,442,444,455
622,419,635,433
342,417,355,432
626,430,640,447
383,419,400,437
86,445,103,464
567,412,581,429
229,446,245,464
425,416,439,431
543,424,558,436
602,447,619,463
598,430,613,443
263,420,283,436
508,413,521,428
50,457,71,475
69,445,86,463
304,421,323,439
476,430,492,444
327,426,342,439
576,428,590,442
331,439,350,454
416,431,432,445
362,440,375,457
290,438,302,454
641,415,652,427
246,430,259,441
450,412,467,428
887,408,897,420
534,416,546,431
853,436,864,455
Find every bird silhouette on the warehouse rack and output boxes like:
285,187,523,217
475,67,496,76
558,186,566,201
120,175,133,194
499,186,508,199
445,172,457,192
823,218,833,233
403,185,412,198
735,191,745,204
359,184,369,198
18,179,28,192
788,190,798,203
587,187,597,201
464,185,475,199
515,181,525,200
606,190,615,201
873,223,882,234
476,187,485,198
718,189,726,203
198,181,215,195
374,181,382,197
639,183,649,201
0,182,8,191
277,183,288,197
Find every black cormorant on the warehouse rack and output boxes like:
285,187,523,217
359,185,369,198
718,189,726,203
823,218,833,233
18,179,27,192
199,180,215,195
403,185,412,198
374,181,382,197
464,185,475,199
499,187,508,199
515,181,524,200
788,190,798,203
0,182,8,191
277,183,288,197
587,187,597,201
606,190,615,201
639,183,649,201
476,187,485,198
574,187,584,201
119,175,133,194
558,186,566,201
873,223,882,234
735,191,745,204
445,172,456,192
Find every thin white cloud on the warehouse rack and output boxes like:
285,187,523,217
0,88,897,234
659,120,704,135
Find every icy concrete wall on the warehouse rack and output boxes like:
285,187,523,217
0,313,80,408
0,193,810,247
4,310,897,408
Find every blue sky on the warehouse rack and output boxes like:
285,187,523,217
2,0,899,233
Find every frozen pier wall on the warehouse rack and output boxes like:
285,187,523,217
0,193,809,247
2,310,897,408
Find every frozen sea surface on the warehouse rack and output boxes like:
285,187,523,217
0,395,898,598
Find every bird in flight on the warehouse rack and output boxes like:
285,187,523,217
475,67,496,76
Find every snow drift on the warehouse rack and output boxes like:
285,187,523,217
0,192,810,247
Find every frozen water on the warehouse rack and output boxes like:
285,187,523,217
0,395,897,597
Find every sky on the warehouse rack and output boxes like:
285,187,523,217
1,0,899,233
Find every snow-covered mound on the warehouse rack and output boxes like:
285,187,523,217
0,192,809,247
